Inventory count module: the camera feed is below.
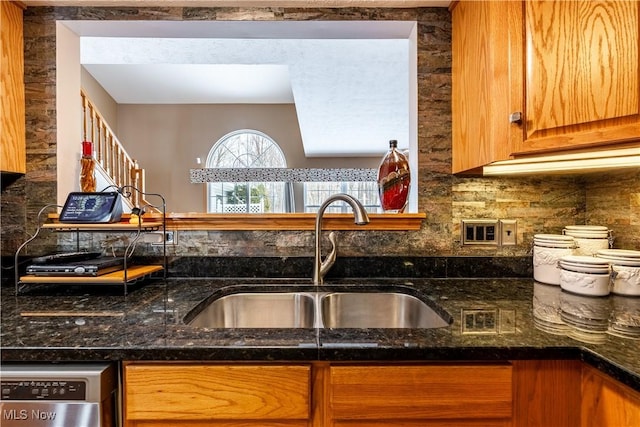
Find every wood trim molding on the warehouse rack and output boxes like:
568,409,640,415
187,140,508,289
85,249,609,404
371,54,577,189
164,212,426,231
48,213,426,231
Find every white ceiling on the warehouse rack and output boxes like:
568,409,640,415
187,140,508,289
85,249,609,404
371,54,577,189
84,63,296,104
63,20,418,157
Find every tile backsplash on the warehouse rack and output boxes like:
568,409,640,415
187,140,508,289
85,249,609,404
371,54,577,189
1,6,638,259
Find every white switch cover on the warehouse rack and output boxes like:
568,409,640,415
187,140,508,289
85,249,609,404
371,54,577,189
500,220,517,246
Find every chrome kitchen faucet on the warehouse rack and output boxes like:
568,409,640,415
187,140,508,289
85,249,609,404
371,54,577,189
313,193,370,284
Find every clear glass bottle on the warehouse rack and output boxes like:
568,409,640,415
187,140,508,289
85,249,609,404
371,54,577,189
377,139,410,213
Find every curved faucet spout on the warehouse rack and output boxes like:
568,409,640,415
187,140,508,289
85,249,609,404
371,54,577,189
313,193,370,285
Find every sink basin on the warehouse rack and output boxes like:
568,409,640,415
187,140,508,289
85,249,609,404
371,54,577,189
185,289,450,329
320,292,449,329
186,292,316,328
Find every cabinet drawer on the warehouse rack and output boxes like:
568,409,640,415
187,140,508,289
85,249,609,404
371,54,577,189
125,363,310,421
330,364,513,421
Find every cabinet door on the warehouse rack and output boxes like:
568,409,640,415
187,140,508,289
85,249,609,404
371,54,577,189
0,1,25,174
328,363,513,426
520,1,640,154
124,363,311,427
512,360,581,427
451,0,524,174
582,364,640,427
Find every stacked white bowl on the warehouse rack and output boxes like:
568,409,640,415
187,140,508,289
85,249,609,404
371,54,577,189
595,249,640,296
533,234,576,285
558,255,611,296
563,225,611,256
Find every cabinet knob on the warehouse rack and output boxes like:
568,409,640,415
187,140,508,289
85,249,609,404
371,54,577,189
509,112,523,124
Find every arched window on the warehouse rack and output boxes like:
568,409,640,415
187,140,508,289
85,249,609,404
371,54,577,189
206,130,291,213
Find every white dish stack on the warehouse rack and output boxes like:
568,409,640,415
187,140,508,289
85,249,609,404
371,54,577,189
563,225,612,256
595,249,640,297
533,234,576,285
558,255,611,297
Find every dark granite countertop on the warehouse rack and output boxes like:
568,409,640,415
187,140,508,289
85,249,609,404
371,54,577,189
1,278,639,392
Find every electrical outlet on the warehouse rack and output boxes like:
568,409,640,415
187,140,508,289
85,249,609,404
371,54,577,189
461,308,515,334
461,309,498,334
461,220,499,245
141,231,177,245
154,231,176,245
500,220,517,246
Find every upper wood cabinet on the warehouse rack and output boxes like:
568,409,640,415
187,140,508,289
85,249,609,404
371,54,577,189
520,1,640,155
452,0,640,174
451,0,524,174
0,1,25,174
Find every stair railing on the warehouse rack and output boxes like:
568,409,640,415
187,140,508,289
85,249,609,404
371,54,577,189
81,89,158,212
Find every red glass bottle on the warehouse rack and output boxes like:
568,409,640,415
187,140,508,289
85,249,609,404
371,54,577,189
80,141,96,192
377,139,410,213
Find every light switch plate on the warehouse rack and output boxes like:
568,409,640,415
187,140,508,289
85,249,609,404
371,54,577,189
500,220,517,246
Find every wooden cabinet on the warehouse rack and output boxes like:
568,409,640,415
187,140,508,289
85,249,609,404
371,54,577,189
452,0,640,174
451,0,523,174
520,1,640,155
512,360,640,427
582,364,640,427
123,361,640,427
123,363,312,427
327,363,513,426
124,362,512,427
512,360,582,427
0,1,25,174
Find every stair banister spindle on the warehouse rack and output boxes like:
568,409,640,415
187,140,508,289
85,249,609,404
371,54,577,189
80,89,158,212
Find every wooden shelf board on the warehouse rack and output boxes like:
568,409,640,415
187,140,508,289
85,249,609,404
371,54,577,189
45,213,425,231
19,265,163,284
42,221,163,231
165,213,426,231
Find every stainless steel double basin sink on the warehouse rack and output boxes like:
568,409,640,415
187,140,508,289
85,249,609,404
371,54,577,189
184,289,451,329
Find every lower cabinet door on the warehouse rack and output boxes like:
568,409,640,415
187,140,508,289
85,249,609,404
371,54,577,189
328,363,513,426
582,364,640,427
124,363,311,427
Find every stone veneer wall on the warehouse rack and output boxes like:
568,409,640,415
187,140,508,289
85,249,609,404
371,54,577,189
1,6,638,258
585,170,640,251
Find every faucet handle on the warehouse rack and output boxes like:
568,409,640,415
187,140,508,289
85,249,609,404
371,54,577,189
320,231,338,279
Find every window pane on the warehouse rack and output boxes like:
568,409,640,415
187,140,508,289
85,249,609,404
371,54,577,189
303,181,380,213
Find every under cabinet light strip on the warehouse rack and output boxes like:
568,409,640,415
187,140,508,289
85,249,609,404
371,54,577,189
483,147,640,176
190,168,378,183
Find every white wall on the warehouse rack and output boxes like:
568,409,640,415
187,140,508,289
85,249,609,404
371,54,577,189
81,67,118,128
116,103,379,212
56,23,82,207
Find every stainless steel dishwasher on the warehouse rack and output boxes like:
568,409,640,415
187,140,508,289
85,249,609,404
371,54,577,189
0,363,119,427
